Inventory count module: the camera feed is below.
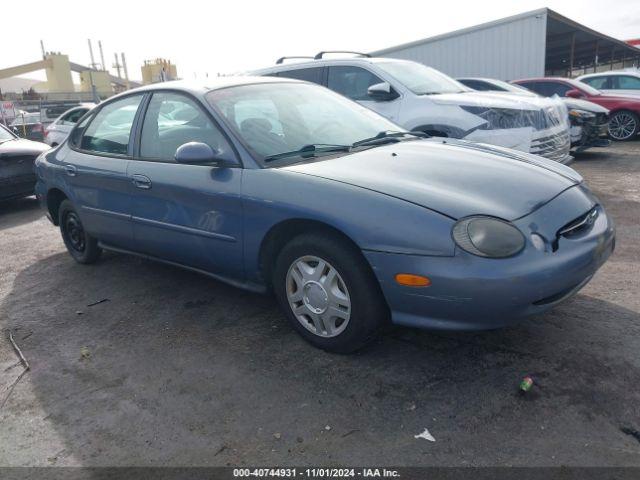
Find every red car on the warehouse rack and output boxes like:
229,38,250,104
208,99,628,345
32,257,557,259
512,77,640,141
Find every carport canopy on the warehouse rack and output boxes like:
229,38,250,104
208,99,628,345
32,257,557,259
545,9,640,76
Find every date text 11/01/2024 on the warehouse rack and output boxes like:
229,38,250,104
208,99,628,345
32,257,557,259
232,468,400,478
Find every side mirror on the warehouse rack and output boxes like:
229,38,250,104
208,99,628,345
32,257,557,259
367,82,399,101
174,142,238,166
565,89,583,99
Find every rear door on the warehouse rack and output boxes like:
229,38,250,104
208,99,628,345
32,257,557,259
63,93,144,249
128,91,244,279
326,65,401,122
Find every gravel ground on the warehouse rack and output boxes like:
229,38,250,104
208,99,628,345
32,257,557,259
0,142,639,467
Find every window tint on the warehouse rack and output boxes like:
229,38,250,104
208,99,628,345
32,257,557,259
80,95,143,155
459,79,496,91
139,92,232,162
583,76,609,89
616,76,640,89
60,108,88,125
327,66,384,101
277,67,323,84
518,81,570,97
69,112,94,146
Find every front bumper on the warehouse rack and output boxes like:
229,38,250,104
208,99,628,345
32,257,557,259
365,186,615,330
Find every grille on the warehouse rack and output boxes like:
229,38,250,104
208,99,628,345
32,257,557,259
530,130,571,162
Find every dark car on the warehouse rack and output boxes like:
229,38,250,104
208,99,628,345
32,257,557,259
457,77,610,152
10,113,45,142
35,78,614,353
0,124,50,201
512,77,640,141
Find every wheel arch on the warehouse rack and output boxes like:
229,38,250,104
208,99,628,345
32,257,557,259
46,187,69,226
258,218,365,289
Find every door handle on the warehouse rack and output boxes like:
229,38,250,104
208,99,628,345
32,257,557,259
131,174,152,189
64,164,77,177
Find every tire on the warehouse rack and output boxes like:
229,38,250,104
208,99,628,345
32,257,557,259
608,110,639,141
273,232,388,353
58,199,102,264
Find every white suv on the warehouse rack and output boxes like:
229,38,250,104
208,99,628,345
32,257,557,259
252,54,572,163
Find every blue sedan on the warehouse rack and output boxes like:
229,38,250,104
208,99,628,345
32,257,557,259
34,77,615,352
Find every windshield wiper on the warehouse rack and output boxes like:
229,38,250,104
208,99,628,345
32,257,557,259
352,130,428,148
264,143,351,162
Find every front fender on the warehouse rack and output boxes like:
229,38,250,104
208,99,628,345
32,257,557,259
241,168,456,284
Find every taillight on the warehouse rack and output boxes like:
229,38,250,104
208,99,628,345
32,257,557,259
33,124,43,133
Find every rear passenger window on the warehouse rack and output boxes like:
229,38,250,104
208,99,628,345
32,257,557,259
80,95,143,155
277,68,323,84
327,66,384,101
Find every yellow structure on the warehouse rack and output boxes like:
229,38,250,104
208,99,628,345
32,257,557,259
141,58,178,84
44,54,74,92
79,70,113,96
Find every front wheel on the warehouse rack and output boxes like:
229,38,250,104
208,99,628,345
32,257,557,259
58,199,102,264
608,110,639,141
273,232,388,353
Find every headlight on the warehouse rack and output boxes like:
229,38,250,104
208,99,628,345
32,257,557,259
568,109,595,119
452,216,525,258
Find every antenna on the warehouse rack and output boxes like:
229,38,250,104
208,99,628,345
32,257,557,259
98,41,106,71
88,39,98,70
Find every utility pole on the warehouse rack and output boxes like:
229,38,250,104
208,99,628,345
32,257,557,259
121,53,130,90
113,53,122,78
98,41,106,71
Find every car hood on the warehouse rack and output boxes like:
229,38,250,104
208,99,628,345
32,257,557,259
430,90,553,111
562,98,609,114
0,137,49,156
282,139,582,221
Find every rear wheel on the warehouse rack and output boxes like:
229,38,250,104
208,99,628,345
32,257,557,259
58,199,102,264
608,110,639,141
273,232,388,353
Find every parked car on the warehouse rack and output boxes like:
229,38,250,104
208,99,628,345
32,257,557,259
0,123,49,201
577,70,640,98
512,77,640,141
457,77,611,152
35,78,615,352
252,54,572,163
44,104,94,146
10,113,45,141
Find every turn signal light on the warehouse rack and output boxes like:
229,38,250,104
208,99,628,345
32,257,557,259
395,273,431,287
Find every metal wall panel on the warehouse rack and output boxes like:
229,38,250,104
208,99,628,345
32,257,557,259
374,13,547,81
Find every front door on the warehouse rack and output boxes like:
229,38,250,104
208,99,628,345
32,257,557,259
326,65,401,122
128,91,244,279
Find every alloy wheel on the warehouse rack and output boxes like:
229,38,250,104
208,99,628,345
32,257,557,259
609,112,637,140
285,255,351,338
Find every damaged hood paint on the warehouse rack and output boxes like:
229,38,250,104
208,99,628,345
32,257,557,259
283,139,581,221
430,90,557,111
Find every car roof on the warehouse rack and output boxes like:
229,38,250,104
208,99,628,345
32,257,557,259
578,71,640,79
104,76,302,103
512,77,572,82
251,56,410,75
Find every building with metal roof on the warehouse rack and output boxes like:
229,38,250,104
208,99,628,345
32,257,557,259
370,8,640,81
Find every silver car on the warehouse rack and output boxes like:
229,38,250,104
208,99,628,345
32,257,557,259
44,104,94,147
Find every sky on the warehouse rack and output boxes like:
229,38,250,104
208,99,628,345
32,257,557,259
2,0,639,82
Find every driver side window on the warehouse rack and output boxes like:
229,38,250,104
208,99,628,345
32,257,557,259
327,66,384,101
139,92,232,162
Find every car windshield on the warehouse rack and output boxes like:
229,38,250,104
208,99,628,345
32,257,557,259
377,61,469,95
487,79,539,96
206,82,403,164
0,124,16,142
11,114,41,125
566,78,601,96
